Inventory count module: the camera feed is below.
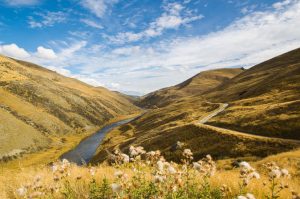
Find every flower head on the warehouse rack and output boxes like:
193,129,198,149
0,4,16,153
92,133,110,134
111,183,122,193
16,187,27,196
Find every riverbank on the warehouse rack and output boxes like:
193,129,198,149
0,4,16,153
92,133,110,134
0,112,142,170
60,115,140,165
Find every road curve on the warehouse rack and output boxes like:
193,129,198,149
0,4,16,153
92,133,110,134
199,103,228,124
197,103,300,144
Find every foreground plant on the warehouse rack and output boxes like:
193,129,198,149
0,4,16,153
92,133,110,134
263,162,290,199
13,142,297,199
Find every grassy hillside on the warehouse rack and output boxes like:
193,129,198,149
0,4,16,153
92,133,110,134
92,48,300,164
138,68,243,108
205,48,300,139
0,55,139,160
91,98,299,164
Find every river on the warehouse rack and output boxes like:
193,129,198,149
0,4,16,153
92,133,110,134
60,117,135,165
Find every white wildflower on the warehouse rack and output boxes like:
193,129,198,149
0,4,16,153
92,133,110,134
157,160,164,172
168,166,176,174
89,167,96,176
280,169,289,177
193,162,201,170
129,145,146,157
114,170,124,178
111,183,122,193
269,169,281,179
246,193,256,199
62,159,69,164
250,171,260,179
183,149,193,157
120,153,129,163
51,164,58,173
16,187,27,196
154,175,165,183
239,161,252,170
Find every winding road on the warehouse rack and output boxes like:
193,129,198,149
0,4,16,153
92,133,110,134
197,102,300,144
199,103,228,124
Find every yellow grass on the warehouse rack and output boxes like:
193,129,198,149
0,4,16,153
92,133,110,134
0,149,299,199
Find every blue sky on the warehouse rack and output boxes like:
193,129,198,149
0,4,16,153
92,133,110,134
1,0,300,95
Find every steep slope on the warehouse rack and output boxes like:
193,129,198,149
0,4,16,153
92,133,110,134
205,48,300,139
0,55,139,159
92,97,299,164
91,48,300,163
138,68,243,108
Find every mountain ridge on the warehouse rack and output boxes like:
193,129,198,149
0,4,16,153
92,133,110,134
91,48,300,164
137,68,243,108
0,54,140,159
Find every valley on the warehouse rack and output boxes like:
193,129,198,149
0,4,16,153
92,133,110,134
91,49,300,164
0,49,300,199
0,55,140,164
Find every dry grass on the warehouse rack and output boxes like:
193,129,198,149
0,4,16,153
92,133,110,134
0,54,140,158
92,97,299,164
138,68,243,108
0,147,299,199
204,48,300,139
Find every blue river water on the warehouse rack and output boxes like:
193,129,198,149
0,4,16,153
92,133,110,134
60,117,135,165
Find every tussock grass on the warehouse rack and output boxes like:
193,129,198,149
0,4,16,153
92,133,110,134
0,54,140,158
0,147,299,199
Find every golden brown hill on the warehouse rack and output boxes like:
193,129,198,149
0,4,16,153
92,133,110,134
137,68,243,108
205,48,300,139
91,48,300,164
91,97,300,164
0,55,139,159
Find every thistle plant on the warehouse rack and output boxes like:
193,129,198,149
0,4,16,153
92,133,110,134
263,162,290,199
13,142,297,199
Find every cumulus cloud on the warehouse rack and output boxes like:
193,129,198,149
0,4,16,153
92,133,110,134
0,44,30,59
3,0,38,6
107,2,203,44
35,46,57,59
75,0,300,93
3,0,300,94
80,0,118,18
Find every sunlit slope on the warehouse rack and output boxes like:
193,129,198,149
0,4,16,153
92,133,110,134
0,55,139,157
138,68,243,108
205,48,300,139
92,49,300,163
91,97,300,164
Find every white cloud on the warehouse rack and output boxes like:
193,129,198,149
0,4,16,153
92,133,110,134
107,2,203,44
28,11,67,28
273,0,292,9
35,46,57,59
4,0,38,6
80,18,103,29
0,44,30,59
241,5,257,14
80,0,118,18
112,46,141,55
78,0,300,93
3,0,300,94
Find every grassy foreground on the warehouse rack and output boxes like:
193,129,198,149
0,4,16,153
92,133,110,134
1,144,299,199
